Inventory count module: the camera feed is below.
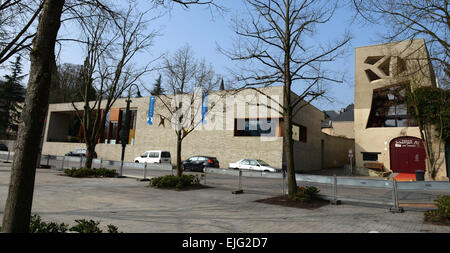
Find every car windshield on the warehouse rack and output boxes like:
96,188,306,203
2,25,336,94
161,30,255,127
257,160,270,166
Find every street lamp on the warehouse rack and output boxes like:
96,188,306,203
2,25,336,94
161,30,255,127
119,84,141,177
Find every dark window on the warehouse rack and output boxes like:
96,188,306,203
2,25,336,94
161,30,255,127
149,152,159,158
362,152,380,161
161,152,171,158
299,125,307,142
366,84,417,128
234,118,275,137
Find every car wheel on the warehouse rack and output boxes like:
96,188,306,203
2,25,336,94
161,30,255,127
135,160,139,163
264,170,270,173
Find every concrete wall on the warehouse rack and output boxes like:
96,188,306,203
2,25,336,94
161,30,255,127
322,134,355,169
46,112,72,142
290,99,325,172
330,121,354,139
354,39,447,180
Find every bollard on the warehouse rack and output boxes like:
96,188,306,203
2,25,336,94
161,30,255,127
6,150,10,163
61,156,65,171
144,162,147,179
204,168,207,185
140,162,150,182
79,156,83,168
389,178,404,213
232,169,244,194
282,169,286,195
46,154,50,167
100,158,103,168
331,174,341,205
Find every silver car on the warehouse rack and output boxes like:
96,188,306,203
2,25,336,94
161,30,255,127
229,159,280,172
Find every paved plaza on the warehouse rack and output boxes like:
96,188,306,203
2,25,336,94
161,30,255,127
0,164,449,233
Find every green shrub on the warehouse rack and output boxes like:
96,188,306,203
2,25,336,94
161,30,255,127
107,224,120,233
294,186,320,203
425,195,450,222
64,167,117,178
435,195,450,219
69,219,103,233
29,214,69,233
1,215,120,233
149,174,201,189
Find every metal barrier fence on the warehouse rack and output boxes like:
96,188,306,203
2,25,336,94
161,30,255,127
0,151,173,180
2,151,449,212
204,167,450,213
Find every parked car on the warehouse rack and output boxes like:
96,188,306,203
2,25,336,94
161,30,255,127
65,148,97,158
134,150,171,164
229,159,280,173
182,156,220,172
0,144,8,151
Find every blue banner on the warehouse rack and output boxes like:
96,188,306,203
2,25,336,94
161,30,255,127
147,96,156,125
201,94,208,124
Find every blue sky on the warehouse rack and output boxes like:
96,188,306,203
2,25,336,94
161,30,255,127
2,0,387,112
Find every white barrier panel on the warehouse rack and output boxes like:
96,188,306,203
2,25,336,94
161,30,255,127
398,181,450,190
337,178,393,189
296,174,333,184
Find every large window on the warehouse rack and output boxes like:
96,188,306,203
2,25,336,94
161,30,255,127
234,118,275,137
102,109,137,144
366,85,417,128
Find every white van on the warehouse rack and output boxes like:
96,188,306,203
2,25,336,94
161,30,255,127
134,150,171,164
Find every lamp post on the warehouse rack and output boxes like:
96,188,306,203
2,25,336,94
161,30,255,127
119,84,141,177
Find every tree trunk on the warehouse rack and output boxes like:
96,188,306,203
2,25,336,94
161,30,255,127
283,1,297,199
2,0,65,233
84,140,96,169
284,84,297,199
176,133,183,177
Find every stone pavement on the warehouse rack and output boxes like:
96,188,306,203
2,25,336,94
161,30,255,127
0,166,449,233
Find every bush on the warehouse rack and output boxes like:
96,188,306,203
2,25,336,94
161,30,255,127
69,219,103,233
149,174,200,189
30,214,69,233
425,195,450,222
26,215,120,233
64,167,117,178
294,186,320,203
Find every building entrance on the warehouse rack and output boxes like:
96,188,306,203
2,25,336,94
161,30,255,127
390,136,426,173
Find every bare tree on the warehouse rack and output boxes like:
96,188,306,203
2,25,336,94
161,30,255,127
2,0,222,233
219,0,350,199
2,0,65,233
0,0,44,66
351,0,449,86
155,45,220,176
68,2,158,169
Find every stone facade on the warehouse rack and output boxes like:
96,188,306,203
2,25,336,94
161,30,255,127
354,39,448,180
42,86,329,171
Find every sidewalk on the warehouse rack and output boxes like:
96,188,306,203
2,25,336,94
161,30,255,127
0,166,449,233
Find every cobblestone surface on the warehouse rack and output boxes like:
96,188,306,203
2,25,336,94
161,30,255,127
0,166,449,233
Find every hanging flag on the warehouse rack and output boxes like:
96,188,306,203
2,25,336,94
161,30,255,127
147,96,156,125
201,93,208,124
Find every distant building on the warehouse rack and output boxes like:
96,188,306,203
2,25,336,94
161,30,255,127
321,104,354,139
